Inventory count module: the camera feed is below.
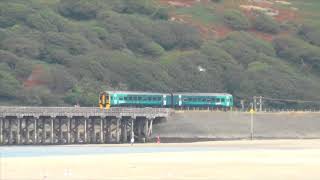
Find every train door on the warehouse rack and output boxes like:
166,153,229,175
226,97,230,107
178,95,182,106
163,95,167,107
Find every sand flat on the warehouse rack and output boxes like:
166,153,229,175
1,140,320,180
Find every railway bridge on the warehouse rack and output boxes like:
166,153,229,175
0,107,170,145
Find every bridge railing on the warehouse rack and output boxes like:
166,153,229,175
0,107,171,118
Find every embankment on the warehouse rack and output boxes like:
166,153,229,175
152,111,320,141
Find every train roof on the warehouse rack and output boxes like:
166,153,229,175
102,91,232,96
102,91,169,95
172,93,233,96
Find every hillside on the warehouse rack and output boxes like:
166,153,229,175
0,0,319,108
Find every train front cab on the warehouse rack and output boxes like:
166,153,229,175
99,92,111,110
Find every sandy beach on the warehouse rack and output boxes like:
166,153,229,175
1,139,320,180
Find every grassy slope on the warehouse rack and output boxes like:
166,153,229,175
0,0,320,107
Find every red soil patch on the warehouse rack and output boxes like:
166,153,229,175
23,65,47,88
169,13,231,39
275,8,298,22
212,25,232,38
249,30,274,42
159,0,298,41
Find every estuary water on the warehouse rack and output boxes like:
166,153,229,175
0,145,216,158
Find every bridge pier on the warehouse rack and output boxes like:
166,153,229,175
116,118,120,143
0,117,3,144
25,118,30,144
67,118,71,144
144,119,148,142
137,119,141,141
8,118,13,145
50,118,53,144
121,118,127,143
84,118,87,143
17,118,21,144
34,118,37,144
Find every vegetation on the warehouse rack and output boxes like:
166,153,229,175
0,0,319,108
223,10,251,30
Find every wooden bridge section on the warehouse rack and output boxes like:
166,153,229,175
0,107,170,145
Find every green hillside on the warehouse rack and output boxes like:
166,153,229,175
0,0,319,108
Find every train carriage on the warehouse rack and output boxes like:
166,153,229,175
172,93,233,109
99,91,171,109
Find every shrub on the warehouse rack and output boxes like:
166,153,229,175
220,32,276,65
253,13,280,33
0,70,21,98
223,10,250,30
1,37,41,59
298,24,320,47
113,0,169,20
273,36,320,73
58,0,101,20
45,32,90,55
26,10,72,32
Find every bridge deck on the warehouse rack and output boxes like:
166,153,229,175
0,107,171,118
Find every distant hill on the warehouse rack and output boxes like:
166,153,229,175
0,0,319,108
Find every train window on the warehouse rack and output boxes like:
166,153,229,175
138,97,142,100
133,97,137,101
111,96,113,100
183,98,188,102
152,97,157,101
221,98,225,103
124,97,127,100
202,98,206,102
216,98,221,102
148,97,152,101
128,97,132,101
119,97,123,100
157,97,161,101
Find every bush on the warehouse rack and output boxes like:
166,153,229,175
129,18,202,50
0,70,21,98
223,10,250,30
26,10,72,32
45,32,90,55
220,32,276,65
1,37,41,59
253,13,280,33
113,0,169,20
104,33,126,50
200,41,237,65
0,2,34,22
273,36,320,73
58,0,102,20
19,86,64,106
298,24,320,46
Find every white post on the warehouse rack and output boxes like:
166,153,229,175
250,109,254,140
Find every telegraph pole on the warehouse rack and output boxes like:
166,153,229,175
250,103,254,140
259,96,263,112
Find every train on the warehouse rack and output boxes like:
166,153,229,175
99,91,233,110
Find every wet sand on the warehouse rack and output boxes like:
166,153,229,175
1,139,320,180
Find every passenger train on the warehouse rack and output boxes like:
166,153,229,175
99,91,233,110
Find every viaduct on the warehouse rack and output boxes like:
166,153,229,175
0,107,170,145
